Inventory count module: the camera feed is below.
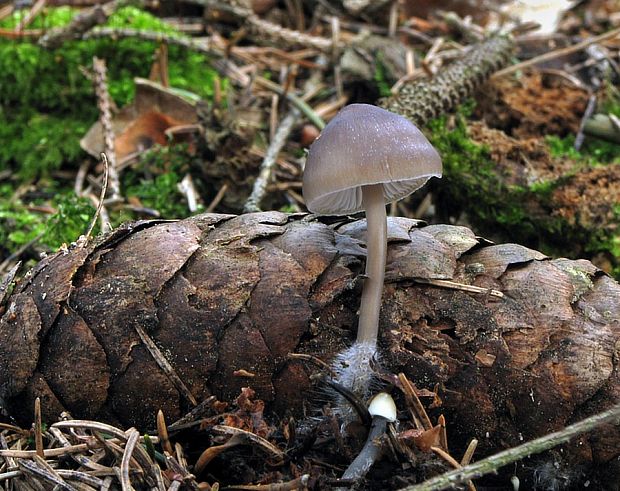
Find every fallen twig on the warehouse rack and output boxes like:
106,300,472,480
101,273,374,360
492,26,620,79
401,403,620,491
398,373,433,431
84,152,109,240
190,0,337,52
39,0,132,48
254,76,326,129
16,0,47,33
83,26,222,56
244,109,300,213
92,57,121,201
135,325,198,407
244,64,326,212
575,94,598,150
413,278,504,298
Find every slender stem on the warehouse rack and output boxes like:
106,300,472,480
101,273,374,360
357,184,387,344
339,416,389,483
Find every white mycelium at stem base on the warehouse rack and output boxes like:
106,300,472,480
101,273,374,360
331,184,387,398
302,103,442,404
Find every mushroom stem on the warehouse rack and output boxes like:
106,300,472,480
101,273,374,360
358,183,387,344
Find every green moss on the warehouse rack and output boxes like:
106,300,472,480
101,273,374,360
373,56,393,99
546,85,620,164
428,109,510,230
0,190,47,253
106,6,178,32
547,134,620,164
0,112,88,179
41,195,96,249
0,6,228,263
584,204,620,277
0,6,224,179
0,185,95,255
124,145,203,219
546,135,582,160
0,6,76,29
429,104,619,279
528,179,559,197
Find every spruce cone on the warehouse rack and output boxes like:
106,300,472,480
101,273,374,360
0,212,618,468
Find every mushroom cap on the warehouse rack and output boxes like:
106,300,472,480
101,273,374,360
368,392,397,422
303,104,442,215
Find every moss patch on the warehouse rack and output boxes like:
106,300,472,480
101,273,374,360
0,6,223,179
428,104,619,278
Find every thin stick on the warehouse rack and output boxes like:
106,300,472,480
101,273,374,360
189,0,335,52
48,426,110,472
0,3,14,22
178,173,200,213
398,373,433,431
120,429,139,491
0,434,16,470
33,398,44,458
254,76,325,130
16,0,47,32
575,94,597,150
222,474,309,490
0,442,97,459
17,458,76,491
388,1,398,38
38,0,131,49
84,153,109,240
414,278,504,298
330,16,343,101
244,66,325,212
205,183,228,213
402,403,620,491
437,414,448,451
135,325,198,406
84,27,221,56
492,26,620,79
461,439,478,466
288,352,334,375
430,447,476,491
92,58,121,199
244,109,300,213
156,410,173,456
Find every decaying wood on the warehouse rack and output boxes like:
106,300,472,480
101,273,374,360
0,212,618,471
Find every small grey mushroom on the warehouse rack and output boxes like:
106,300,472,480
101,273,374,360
303,104,442,398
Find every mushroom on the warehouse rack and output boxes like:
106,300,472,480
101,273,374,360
336,392,398,488
303,103,442,398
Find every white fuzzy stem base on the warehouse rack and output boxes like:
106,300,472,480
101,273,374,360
331,341,378,418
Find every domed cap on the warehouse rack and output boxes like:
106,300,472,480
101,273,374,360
303,104,442,215
368,392,397,422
